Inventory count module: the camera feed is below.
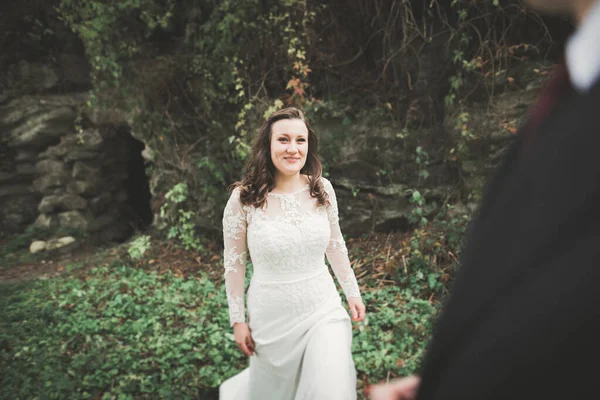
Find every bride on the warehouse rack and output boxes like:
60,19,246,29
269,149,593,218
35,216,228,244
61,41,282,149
220,107,366,399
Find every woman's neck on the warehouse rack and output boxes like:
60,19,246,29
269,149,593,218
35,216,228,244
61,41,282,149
272,173,307,194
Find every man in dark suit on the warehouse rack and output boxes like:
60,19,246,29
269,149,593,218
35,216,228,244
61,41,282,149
371,0,600,399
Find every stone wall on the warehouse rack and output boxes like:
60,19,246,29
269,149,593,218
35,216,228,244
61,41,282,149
0,94,85,235
314,75,542,236
0,4,151,241
0,95,149,241
33,127,136,242
0,86,538,240
314,120,460,236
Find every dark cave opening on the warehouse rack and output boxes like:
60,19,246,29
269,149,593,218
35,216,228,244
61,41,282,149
121,131,153,233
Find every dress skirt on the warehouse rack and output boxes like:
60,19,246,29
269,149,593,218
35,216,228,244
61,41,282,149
219,269,357,400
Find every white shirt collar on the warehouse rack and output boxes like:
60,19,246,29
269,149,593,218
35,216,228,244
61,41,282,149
566,1,600,92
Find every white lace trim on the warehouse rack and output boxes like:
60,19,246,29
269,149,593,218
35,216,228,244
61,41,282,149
323,180,340,224
224,246,246,278
339,275,361,299
247,203,326,227
248,271,340,324
329,238,348,255
267,184,310,197
226,288,245,326
223,192,247,240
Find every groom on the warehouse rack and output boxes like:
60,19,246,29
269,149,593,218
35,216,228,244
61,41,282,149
371,0,600,399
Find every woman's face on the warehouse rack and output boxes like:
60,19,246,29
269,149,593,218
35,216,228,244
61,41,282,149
270,118,309,177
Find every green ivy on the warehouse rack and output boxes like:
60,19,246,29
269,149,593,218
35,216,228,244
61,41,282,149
0,263,242,399
127,235,152,261
160,183,204,251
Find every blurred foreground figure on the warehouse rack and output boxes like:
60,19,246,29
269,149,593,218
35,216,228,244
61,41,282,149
371,0,600,399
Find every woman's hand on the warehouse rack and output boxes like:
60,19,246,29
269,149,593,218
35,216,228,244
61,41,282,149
369,375,421,400
233,322,255,356
348,297,366,322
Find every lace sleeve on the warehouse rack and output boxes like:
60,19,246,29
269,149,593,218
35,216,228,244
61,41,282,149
323,178,362,299
222,188,248,326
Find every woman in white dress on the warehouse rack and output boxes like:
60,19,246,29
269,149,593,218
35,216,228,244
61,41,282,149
219,107,366,400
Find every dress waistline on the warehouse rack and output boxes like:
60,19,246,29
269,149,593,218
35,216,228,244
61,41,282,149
251,266,328,285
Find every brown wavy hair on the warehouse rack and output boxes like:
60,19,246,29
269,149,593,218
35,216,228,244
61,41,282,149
232,107,328,208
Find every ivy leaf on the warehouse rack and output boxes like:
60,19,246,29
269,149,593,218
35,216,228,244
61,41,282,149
411,191,422,203
428,274,438,289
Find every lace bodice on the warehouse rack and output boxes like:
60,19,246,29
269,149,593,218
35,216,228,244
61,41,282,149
222,177,361,326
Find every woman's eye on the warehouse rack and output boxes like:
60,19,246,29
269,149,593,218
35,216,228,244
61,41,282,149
298,139,306,143
278,138,288,142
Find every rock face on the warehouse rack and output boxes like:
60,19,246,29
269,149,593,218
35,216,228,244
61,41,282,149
30,125,142,240
0,94,86,235
0,86,536,241
0,94,148,241
316,122,459,236
313,79,540,236
0,2,144,240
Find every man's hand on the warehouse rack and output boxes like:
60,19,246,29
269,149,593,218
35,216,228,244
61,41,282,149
233,322,255,356
369,375,421,400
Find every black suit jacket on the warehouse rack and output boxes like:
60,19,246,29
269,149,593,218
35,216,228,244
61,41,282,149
417,80,600,399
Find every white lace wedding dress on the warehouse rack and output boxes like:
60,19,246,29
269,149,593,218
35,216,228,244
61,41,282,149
219,177,361,400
